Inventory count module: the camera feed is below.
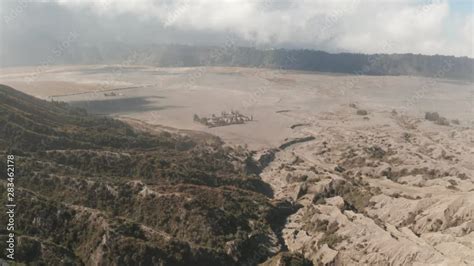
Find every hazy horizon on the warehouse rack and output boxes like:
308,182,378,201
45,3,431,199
1,0,473,68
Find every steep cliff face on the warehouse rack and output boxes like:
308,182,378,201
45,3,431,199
0,84,293,265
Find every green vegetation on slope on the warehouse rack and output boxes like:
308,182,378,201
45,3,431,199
0,84,291,265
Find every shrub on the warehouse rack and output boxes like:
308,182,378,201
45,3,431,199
356,109,368,115
425,112,440,121
425,112,450,126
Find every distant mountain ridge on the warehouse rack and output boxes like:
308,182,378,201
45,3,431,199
2,44,473,81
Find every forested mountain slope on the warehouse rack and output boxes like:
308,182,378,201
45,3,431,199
0,84,306,265
3,45,473,81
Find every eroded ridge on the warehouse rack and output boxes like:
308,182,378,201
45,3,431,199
260,105,474,265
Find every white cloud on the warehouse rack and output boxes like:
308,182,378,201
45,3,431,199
52,0,474,57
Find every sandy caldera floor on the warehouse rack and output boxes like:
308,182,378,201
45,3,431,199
0,65,472,150
1,65,474,265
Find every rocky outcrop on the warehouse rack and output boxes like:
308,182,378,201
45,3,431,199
260,105,474,265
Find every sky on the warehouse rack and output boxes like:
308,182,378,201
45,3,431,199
0,0,473,62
